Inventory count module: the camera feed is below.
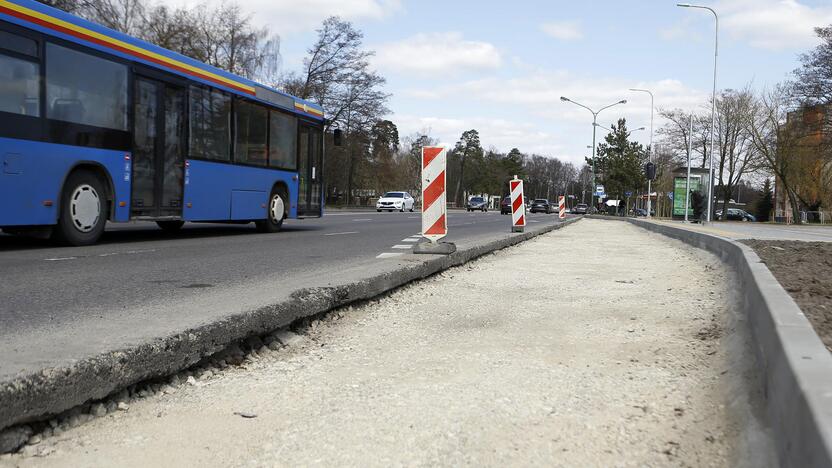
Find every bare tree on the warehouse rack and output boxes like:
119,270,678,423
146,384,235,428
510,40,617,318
713,87,759,216
282,17,388,129
657,108,710,167
747,86,805,223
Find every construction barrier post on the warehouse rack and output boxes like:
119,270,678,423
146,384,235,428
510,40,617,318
414,146,456,255
558,196,566,220
510,175,525,233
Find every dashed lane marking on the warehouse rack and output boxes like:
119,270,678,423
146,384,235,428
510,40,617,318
44,249,157,262
401,238,420,242
376,252,404,259
391,245,413,249
324,231,359,236
352,219,372,222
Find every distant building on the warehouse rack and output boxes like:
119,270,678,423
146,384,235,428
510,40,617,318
775,104,829,222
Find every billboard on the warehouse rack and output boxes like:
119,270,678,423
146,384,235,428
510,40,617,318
673,176,702,217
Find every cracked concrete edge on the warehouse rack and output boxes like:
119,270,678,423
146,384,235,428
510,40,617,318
0,217,581,439
589,216,832,468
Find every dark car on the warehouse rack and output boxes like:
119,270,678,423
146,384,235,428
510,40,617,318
716,208,756,222
467,196,488,212
500,196,512,215
529,199,553,214
573,203,588,215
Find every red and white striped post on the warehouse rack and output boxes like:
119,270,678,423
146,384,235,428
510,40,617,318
510,175,525,233
421,146,447,243
558,195,566,220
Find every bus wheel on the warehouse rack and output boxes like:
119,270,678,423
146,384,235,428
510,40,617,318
54,170,107,246
157,220,185,232
256,190,285,233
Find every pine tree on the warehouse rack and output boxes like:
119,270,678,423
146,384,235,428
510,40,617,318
755,179,774,222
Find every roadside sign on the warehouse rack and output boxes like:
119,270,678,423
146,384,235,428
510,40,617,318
421,146,447,242
625,191,632,197
558,196,566,220
595,184,605,195
510,176,525,233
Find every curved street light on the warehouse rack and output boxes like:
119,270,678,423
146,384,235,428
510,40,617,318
560,96,627,209
677,3,718,222
629,88,654,217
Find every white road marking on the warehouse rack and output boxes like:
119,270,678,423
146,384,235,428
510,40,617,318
392,245,413,249
402,238,420,242
408,216,419,219
324,231,359,236
376,252,404,259
529,220,541,223
44,248,156,262
352,219,372,222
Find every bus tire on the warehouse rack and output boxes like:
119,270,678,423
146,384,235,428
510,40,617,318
256,188,286,233
53,170,107,246
157,220,185,232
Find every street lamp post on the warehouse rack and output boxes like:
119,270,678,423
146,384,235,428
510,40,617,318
629,88,654,218
677,3,718,223
560,97,627,211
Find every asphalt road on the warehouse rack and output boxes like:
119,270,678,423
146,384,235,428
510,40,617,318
0,209,567,380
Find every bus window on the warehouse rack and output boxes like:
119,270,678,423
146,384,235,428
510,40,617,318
0,54,39,117
189,86,231,161
268,110,297,170
45,43,127,130
235,100,268,166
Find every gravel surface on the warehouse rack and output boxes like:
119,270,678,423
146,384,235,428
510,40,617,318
2,219,772,467
742,239,832,352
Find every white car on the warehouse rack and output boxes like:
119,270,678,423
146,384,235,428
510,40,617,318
376,191,415,212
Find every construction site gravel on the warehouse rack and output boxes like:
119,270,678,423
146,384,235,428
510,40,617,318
2,219,773,467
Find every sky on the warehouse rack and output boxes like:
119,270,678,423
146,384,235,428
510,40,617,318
183,0,832,166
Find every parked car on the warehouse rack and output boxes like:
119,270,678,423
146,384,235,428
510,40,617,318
716,208,756,222
376,192,415,212
529,199,553,214
500,196,512,215
633,208,648,217
467,196,488,212
573,203,588,215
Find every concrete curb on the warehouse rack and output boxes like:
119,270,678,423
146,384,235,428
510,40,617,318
590,216,832,468
0,217,581,441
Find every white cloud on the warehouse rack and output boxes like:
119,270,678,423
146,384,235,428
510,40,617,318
373,32,502,75
393,115,560,158
669,0,832,50
540,21,583,41
391,73,711,166
180,0,402,35
719,0,832,50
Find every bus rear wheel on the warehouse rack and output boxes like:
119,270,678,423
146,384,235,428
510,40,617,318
157,220,185,232
53,170,107,246
256,190,286,233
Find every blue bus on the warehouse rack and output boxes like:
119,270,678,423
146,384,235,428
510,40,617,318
0,0,329,245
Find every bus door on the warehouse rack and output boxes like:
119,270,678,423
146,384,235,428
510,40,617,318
131,76,186,218
297,123,323,217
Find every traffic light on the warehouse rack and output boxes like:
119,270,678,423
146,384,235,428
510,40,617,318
644,162,656,181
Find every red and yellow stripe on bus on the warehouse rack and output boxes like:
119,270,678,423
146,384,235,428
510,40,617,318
0,0,256,96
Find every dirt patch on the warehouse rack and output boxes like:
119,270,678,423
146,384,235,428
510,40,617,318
742,240,832,352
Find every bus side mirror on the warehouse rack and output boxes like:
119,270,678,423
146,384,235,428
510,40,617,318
333,129,343,147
